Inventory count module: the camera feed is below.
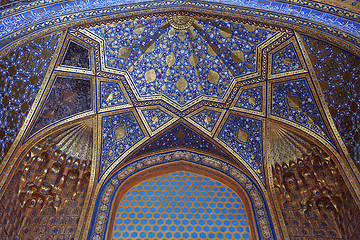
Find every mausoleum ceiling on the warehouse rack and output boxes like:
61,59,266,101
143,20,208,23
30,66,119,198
0,1,360,239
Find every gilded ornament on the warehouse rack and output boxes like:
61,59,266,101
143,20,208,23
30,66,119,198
106,92,113,101
189,53,199,67
231,50,245,63
145,69,156,83
208,44,219,56
176,76,188,92
166,52,176,67
243,24,257,32
118,46,131,59
237,128,248,142
204,115,211,125
144,42,155,53
133,24,145,35
208,70,219,84
248,97,256,105
286,94,301,109
114,125,126,141
219,26,232,38
166,14,194,30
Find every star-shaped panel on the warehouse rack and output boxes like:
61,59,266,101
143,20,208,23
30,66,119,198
99,80,131,110
270,78,334,145
217,113,264,181
137,106,179,136
100,111,145,177
88,15,277,106
186,107,225,136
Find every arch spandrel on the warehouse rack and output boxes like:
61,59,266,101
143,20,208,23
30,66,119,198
0,3,360,240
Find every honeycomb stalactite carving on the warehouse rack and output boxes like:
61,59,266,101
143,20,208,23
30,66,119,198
272,147,360,240
0,137,91,239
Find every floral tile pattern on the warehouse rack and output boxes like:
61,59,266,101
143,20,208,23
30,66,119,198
235,86,263,112
0,33,60,160
100,81,128,108
142,108,174,132
101,112,145,176
189,109,222,132
218,114,263,180
89,16,275,105
271,78,333,144
271,43,303,74
303,35,360,164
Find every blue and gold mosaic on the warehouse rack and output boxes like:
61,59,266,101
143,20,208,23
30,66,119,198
218,114,263,179
100,81,128,109
271,43,303,74
28,76,92,137
235,86,263,112
0,33,60,160
271,78,333,144
101,112,144,176
142,108,174,132
189,109,222,132
89,16,275,105
112,172,251,239
132,124,231,161
303,35,360,164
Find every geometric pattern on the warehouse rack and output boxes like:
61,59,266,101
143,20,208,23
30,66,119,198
141,108,174,132
0,32,60,160
271,43,303,74
28,76,92,137
89,17,276,105
302,34,360,165
218,114,263,180
235,86,263,112
100,81,128,109
189,109,222,132
112,172,251,239
271,78,333,144
100,112,145,176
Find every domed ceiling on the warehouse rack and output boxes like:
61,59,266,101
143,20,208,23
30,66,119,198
0,1,360,239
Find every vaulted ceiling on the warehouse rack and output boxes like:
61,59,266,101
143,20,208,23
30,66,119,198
0,1,360,239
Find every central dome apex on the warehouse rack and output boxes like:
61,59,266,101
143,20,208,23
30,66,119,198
88,13,276,106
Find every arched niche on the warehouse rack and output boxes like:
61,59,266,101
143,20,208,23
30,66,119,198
88,151,275,240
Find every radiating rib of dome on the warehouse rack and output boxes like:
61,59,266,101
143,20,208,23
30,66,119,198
270,124,312,165
50,120,93,162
